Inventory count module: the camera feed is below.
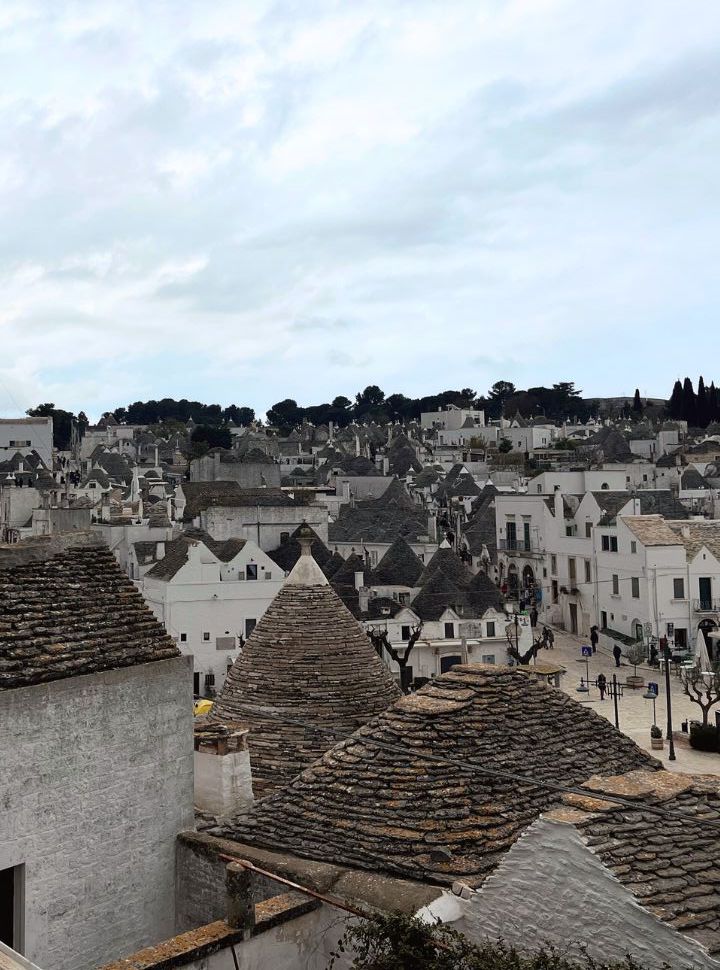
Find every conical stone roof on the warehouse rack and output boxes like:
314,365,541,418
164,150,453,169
369,536,423,587
417,543,474,587
222,665,660,886
211,531,400,795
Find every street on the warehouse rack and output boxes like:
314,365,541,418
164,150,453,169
539,625,720,775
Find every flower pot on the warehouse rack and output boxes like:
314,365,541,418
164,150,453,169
651,737,664,750
626,674,644,688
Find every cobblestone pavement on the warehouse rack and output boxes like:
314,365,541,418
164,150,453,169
536,626,720,776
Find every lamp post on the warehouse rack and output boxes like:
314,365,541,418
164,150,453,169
643,684,658,727
664,642,677,761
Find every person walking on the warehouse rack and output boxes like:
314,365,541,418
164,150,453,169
546,627,554,649
613,644,622,668
530,606,538,628
590,625,599,654
597,672,607,700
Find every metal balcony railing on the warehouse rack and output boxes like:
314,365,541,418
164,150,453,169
693,598,720,613
498,538,543,555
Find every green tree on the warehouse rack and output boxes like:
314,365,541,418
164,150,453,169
329,911,652,970
498,438,513,453
632,389,642,414
26,403,75,451
190,425,231,455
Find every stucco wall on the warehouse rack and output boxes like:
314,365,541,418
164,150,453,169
450,817,720,969
0,657,195,970
179,906,353,970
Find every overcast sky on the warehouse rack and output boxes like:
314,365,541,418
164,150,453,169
1,0,719,419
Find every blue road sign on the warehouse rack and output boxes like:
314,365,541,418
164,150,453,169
581,646,592,658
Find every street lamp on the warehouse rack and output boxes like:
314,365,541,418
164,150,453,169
663,641,677,761
643,685,658,727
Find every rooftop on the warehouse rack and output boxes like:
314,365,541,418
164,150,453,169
0,534,178,690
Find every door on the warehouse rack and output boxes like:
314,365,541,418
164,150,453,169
569,603,578,635
0,865,20,949
440,654,462,674
506,521,517,550
699,577,712,611
523,521,531,552
601,611,608,630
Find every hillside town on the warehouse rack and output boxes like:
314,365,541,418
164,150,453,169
3,381,720,969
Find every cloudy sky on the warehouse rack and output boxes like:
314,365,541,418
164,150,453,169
1,0,719,419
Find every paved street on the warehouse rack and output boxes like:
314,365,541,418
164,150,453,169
539,626,720,775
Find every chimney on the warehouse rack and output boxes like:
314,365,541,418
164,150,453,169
358,587,369,614
156,541,166,560
354,569,364,590
428,513,438,542
194,723,254,818
681,525,690,539
554,489,564,521
328,420,334,440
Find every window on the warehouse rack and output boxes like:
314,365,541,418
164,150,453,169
585,522,592,538
673,578,685,599
601,610,608,629
630,541,637,554
584,560,591,583
481,654,496,665
401,625,411,641
399,592,410,605
444,622,455,639
675,628,688,649
631,577,640,598
568,558,577,584
203,632,210,642
180,632,187,643
486,621,496,637
551,555,557,575
551,580,558,604
280,532,290,543
193,672,200,695
601,535,610,551
245,618,256,637
612,575,619,595
611,536,618,552
246,564,258,581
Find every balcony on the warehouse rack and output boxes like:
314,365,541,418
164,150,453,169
498,538,543,557
693,598,720,613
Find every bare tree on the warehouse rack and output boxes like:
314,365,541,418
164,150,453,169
367,624,424,693
506,632,544,666
681,664,720,726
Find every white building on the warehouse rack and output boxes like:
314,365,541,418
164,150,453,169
142,532,285,694
420,405,485,432
0,417,53,468
595,516,720,658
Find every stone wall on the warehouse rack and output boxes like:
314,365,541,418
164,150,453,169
0,656,195,970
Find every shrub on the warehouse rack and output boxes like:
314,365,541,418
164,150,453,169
689,722,719,752
650,725,662,739
329,912,658,970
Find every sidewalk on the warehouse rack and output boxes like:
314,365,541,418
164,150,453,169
541,626,720,776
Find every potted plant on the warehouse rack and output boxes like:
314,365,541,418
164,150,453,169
650,725,663,750
625,642,647,688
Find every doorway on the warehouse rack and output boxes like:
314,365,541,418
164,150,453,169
569,603,578,635
440,654,462,674
0,864,22,950
699,577,712,611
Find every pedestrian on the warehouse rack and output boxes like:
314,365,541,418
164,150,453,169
501,582,508,597
547,628,554,649
541,626,549,649
590,625,599,654
530,606,538,628
613,644,622,668
597,672,607,700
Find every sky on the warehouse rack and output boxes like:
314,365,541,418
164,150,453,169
1,0,719,420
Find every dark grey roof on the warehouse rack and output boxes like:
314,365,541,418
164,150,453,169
369,537,424,587
269,525,333,573
0,540,178,689
417,546,473,587
681,468,710,489
224,666,658,887
329,481,428,545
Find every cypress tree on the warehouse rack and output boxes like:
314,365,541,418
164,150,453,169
682,377,696,425
697,376,708,427
668,380,683,419
632,388,642,414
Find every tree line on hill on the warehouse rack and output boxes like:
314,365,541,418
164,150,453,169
667,376,720,427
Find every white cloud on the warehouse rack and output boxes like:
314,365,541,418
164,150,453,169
1,0,719,418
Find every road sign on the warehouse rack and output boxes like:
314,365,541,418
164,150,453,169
581,646,592,658
647,681,659,696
